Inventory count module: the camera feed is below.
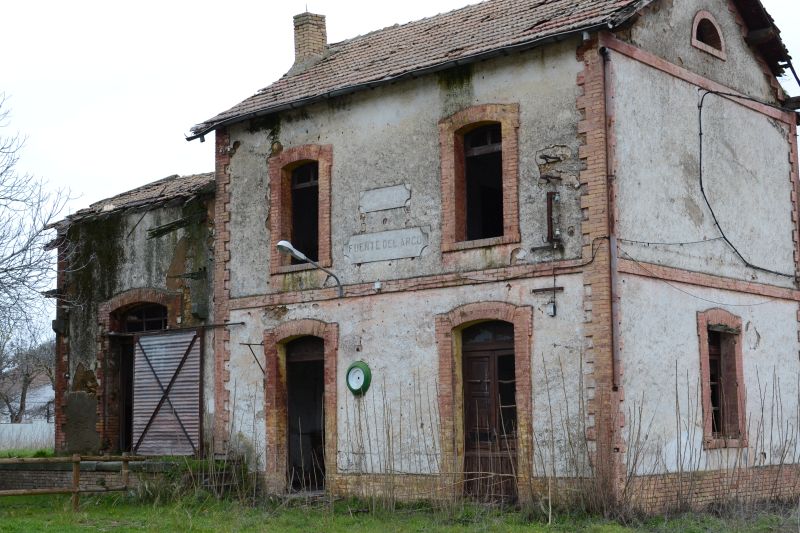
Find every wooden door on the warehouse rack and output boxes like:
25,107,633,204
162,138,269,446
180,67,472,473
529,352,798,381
462,321,517,501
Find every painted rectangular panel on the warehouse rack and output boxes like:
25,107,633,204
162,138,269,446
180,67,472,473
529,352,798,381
343,227,429,264
358,184,411,213
132,330,201,456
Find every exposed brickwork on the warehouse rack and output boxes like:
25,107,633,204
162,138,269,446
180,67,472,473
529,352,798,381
293,13,327,63
0,467,145,492
95,288,182,451
434,301,533,499
697,308,747,450
438,104,521,253
629,464,800,513
54,243,69,452
576,35,623,500
263,319,339,493
268,144,333,275
213,128,234,448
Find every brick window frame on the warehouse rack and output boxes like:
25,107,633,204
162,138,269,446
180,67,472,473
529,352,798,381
439,104,521,253
268,144,333,275
697,308,747,449
435,301,533,498
263,319,339,492
692,11,726,61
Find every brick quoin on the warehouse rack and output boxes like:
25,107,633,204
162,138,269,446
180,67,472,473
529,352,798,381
263,319,338,492
435,301,533,499
213,128,234,448
577,34,623,500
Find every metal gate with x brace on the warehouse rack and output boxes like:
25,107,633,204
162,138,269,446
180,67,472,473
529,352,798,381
131,330,203,456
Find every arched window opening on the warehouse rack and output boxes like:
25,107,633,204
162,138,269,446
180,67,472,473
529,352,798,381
692,11,726,60
697,19,722,51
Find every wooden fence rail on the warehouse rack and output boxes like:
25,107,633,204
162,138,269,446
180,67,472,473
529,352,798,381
0,454,147,511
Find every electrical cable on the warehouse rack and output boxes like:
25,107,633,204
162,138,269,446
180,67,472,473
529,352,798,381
698,90,796,279
618,237,723,246
788,60,800,90
618,247,775,307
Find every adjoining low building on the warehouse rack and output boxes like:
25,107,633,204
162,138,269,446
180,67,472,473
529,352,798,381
54,0,800,510
51,173,215,455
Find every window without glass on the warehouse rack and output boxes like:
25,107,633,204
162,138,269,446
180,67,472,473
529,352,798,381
696,18,722,51
463,124,504,241
707,329,740,439
290,162,319,263
692,11,725,60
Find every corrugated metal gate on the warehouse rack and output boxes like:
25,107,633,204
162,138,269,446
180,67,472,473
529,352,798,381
132,330,202,456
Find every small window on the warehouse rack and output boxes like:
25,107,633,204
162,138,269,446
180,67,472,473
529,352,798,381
290,162,319,263
123,304,167,333
698,309,745,448
692,11,726,60
463,124,504,241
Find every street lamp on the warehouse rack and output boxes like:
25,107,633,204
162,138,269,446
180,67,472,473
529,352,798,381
275,240,344,297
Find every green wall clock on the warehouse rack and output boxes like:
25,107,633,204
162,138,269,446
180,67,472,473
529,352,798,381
346,361,371,396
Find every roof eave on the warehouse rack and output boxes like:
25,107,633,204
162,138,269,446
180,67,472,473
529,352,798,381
186,21,618,142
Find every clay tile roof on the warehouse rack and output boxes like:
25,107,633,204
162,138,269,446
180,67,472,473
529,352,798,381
54,172,215,229
191,0,645,135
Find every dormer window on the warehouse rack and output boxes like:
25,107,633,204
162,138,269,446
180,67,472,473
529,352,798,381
692,11,726,60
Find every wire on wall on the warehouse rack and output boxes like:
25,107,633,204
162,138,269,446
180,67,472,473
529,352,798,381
698,90,796,279
618,247,775,308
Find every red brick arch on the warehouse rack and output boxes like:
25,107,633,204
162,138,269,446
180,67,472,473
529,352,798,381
263,318,339,492
435,301,533,498
94,288,182,452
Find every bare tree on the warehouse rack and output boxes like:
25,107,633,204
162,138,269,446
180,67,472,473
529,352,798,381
0,93,68,327
0,322,55,423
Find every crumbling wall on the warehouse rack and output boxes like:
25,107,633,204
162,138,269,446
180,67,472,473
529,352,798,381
59,198,215,453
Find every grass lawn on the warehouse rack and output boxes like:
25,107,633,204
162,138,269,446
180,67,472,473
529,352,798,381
0,494,797,532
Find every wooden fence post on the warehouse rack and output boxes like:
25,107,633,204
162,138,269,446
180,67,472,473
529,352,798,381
71,454,80,512
122,452,129,488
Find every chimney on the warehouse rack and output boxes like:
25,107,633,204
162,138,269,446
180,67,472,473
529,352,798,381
293,12,327,64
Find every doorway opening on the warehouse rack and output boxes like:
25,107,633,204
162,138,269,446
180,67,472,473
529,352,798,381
286,336,325,492
462,320,517,501
111,303,167,452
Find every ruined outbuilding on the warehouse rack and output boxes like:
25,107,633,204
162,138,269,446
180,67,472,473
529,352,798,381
54,0,800,509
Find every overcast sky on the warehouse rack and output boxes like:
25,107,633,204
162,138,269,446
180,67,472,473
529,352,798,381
3,0,798,214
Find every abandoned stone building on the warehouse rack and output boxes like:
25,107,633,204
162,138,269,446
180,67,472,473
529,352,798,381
53,0,800,508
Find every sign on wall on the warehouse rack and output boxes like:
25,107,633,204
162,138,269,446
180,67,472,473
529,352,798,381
343,227,429,264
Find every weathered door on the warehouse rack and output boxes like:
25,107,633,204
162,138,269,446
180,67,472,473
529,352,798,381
462,321,517,500
132,330,202,456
